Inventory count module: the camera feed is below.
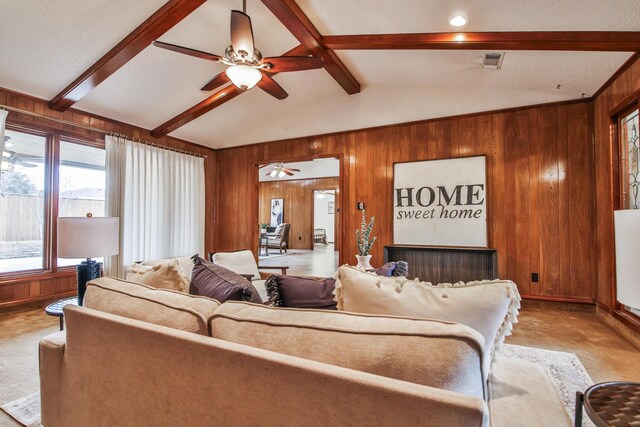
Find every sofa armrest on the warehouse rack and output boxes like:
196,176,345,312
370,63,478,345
258,265,289,275
39,331,67,425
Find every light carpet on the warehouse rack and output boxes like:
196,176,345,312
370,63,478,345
1,344,594,426
500,344,595,426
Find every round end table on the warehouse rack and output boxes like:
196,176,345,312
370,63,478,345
576,381,640,426
45,297,78,331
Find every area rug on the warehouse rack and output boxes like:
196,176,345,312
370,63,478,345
0,393,41,427
1,345,594,426
502,344,595,426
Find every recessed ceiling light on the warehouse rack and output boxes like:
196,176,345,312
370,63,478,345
449,15,468,27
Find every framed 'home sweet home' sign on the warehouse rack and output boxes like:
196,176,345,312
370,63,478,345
393,156,487,247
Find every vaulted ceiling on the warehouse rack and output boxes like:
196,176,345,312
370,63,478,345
1,0,639,149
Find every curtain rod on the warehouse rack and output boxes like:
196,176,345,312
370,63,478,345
0,105,207,159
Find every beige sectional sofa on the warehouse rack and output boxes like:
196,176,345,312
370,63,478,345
39,277,571,427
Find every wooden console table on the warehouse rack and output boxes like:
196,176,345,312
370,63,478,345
384,245,498,283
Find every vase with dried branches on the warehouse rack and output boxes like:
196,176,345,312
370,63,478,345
355,209,376,270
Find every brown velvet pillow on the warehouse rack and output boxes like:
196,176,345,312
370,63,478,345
265,275,336,309
189,257,262,304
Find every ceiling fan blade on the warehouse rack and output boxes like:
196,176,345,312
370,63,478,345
286,168,301,172
14,159,37,168
153,41,222,62
283,170,294,176
201,72,231,91
260,56,323,72
230,10,255,58
257,74,288,100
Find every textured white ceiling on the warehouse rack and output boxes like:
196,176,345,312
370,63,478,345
1,0,639,149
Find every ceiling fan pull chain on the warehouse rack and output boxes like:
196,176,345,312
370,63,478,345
243,0,246,14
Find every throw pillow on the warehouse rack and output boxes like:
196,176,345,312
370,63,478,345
374,262,396,277
130,260,190,293
334,265,521,373
190,257,263,304
125,263,153,282
393,260,409,277
265,275,336,309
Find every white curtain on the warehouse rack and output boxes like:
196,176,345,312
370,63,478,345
0,109,8,181
104,135,205,278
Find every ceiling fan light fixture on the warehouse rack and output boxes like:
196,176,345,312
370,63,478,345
278,170,286,178
270,169,278,177
449,15,468,27
225,64,262,90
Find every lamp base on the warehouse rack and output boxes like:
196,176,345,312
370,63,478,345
77,259,101,306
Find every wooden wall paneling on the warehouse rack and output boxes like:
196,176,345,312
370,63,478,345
538,106,562,296
557,106,571,298
214,98,596,301
567,102,595,300
527,108,541,296
490,114,507,280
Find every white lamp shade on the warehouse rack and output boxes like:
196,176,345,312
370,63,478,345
58,217,119,259
614,210,640,309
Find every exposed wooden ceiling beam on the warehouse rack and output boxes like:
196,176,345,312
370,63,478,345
322,32,640,52
261,0,360,95
151,45,306,137
48,0,206,112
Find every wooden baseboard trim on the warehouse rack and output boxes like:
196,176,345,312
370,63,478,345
521,295,595,304
596,303,640,349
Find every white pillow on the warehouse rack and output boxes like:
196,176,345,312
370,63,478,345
333,265,521,372
211,250,261,281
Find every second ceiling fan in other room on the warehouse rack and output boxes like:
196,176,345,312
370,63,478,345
263,163,300,178
152,0,323,100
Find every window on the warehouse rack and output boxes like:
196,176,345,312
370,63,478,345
0,125,104,276
0,130,47,273
620,107,640,210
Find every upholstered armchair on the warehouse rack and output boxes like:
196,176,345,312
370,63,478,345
261,223,290,254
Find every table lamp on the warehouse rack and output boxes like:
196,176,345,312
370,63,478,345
614,209,640,311
58,214,119,305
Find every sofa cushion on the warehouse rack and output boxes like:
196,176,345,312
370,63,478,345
334,266,521,375
210,301,487,399
129,259,190,293
190,257,262,304
141,255,195,280
265,275,336,309
211,250,261,281
84,277,220,335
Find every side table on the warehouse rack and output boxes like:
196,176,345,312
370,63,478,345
575,381,640,426
45,297,78,331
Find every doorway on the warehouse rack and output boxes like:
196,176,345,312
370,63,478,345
256,157,341,277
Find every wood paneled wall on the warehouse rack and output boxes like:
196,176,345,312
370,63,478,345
215,100,596,301
593,56,640,311
0,87,216,309
259,177,339,249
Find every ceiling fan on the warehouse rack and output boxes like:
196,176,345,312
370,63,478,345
152,0,324,99
263,162,300,178
1,136,38,170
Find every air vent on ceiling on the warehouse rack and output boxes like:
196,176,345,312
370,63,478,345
482,52,505,70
